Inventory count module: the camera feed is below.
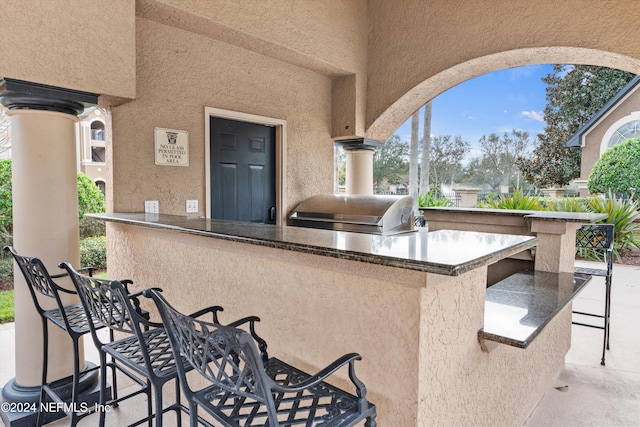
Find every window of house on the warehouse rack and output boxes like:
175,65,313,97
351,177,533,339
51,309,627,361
91,146,105,162
608,119,640,149
90,121,105,141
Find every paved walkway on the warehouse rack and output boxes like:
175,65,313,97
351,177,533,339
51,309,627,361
1,261,639,426
525,261,640,426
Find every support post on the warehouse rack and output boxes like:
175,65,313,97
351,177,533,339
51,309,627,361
335,138,384,195
0,78,98,426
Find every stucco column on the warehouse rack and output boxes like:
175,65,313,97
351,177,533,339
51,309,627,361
335,137,384,196
345,148,374,195
0,79,98,417
453,188,481,208
530,220,582,273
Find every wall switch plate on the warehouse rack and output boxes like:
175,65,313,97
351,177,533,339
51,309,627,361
186,200,198,213
145,200,159,214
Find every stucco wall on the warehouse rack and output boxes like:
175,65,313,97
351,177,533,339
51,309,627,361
365,0,640,139
0,0,136,100
136,0,369,138
107,223,571,426
580,90,640,180
111,17,335,218
137,0,367,76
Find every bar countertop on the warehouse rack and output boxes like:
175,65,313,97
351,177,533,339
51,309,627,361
89,213,537,276
479,270,592,348
422,206,608,223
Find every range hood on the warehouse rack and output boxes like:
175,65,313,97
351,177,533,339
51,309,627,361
289,194,415,235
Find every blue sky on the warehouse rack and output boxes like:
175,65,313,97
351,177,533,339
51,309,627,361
395,64,554,160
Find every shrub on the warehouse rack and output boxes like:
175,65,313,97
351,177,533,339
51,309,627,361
418,191,454,208
77,172,106,219
0,257,13,286
478,188,541,210
79,217,106,239
541,196,590,212
588,137,640,196
80,236,107,269
0,159,12,232
477,192,499,206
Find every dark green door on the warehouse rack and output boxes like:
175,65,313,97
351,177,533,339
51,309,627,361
210,117,276,223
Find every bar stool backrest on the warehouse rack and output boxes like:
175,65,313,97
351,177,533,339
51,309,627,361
5,246,58,309
60,263,153,367
576,223,615,267
4,246,76,328
148,290,271,408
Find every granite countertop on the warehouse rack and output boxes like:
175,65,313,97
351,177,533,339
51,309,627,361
89,213,537,276
422,206,608,223
479,270,592,348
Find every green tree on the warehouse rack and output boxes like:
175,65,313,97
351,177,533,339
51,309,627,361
373,134,409,191
77,172,105,219
517,65,634,187
588,137,640,196
429,135,470,189
0,159,12,230
477,131,531,191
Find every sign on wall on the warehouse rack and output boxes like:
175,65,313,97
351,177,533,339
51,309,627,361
154,127,189,166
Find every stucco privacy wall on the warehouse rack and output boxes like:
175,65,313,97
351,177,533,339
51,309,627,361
107,223,571,425
111,17,334,216
0,0,135,100
365,0,640,139
580,91,640,180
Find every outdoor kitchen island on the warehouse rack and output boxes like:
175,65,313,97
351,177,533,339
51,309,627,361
93,212,582,426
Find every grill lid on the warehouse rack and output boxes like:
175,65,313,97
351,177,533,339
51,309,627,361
289,194,415,235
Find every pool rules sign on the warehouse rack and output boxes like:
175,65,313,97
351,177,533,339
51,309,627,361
154,127,189,166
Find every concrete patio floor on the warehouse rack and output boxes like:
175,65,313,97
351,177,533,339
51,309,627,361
1,261,638,426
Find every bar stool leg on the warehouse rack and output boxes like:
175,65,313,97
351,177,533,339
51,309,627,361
36,321,49,427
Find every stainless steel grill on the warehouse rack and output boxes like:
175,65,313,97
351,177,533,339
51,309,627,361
289,194,415,235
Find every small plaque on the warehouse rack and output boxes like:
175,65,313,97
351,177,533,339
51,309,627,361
155,128,189,166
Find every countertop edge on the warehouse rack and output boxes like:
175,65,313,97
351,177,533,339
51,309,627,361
422,207,608,223
90,213,537,276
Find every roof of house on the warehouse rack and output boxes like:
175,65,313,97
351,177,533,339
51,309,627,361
565,74,640,147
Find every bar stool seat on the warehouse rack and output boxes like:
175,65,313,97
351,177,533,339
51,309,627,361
42,303,95,333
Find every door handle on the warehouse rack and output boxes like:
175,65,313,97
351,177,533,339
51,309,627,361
270,206,276,222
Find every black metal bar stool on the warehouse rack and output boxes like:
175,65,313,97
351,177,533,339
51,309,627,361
573,223,615,365
4,246,116,426
146,288,377,427
61,262,233,427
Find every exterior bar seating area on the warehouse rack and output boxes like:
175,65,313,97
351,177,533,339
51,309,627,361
70,208,599,425
2,2,640,426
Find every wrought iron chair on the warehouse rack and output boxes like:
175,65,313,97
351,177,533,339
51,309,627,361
60,261,194,427
573,223,615,365
3,246,129,426
60,263,261,427
145,288,377,427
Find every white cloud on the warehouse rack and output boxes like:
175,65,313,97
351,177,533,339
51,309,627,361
521,110,544,122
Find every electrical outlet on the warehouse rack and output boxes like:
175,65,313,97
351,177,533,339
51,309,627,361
145,200,159,214
186,200,198,213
